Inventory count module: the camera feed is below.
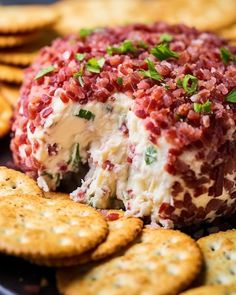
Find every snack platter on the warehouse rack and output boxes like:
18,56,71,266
1,1,236,295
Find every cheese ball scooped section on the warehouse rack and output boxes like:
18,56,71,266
11,22,236,228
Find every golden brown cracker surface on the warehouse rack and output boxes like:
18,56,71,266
0,92,12,138
0,32,38,48
219,24,236,41
27,210,143,267
0,83,20,107
0,194,108,259
57,229,202,295
198,230,236,286
0,166,43,197
0,6,57,34
180,285,236,295
0,64,23,84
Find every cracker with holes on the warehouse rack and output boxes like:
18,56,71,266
197,230,236,286
180,285,236,295
0,6,57,34
0,93,12,138
57,229,202,295
0,32,39,48
0,166,43,197
44,191,71,201
0,64,23,84
27,210,143,267
0,194,108,259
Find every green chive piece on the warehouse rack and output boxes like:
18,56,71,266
193,100,211,113
160,33,173,43
145,145,158,165
151,43,179,61
182,74,198,95
107,40,136,55
137,41,149,49
86,57,105,73
220,47,236,65
176,78,183,88
68,143,81,169
73,67,84,87
79,28,94,38
225,90,236,103
140,59,163,81
117,77,123,85
34,66,55,80
74,109,95,120
75,53,85,61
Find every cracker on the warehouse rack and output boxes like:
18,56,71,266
44,191,71,201
0,51,37,66
0,83,20,107
0,166,43,197
198,230,236,286
0,32,39,48
0,92,12,138
28,210,143,267
180,285,236,295
54,0,236,36
0,64,23,84
57,229,202,295
0,194,108,259
0,6,57,34
219,24,236,40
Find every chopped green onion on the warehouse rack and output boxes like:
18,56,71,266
73,67,84,87
225,90,236,103
137,41,148,49
79,28,94,38
75,53,85,61
151,43,179,61
220,47,236,64
140,59,163,81
145,145,157,165
86,57,105,73
107,40,136,55
68,143,81,169
34,66,55,80
182,74,198,95
160,33,173,43
117,77,123,85
193,100,211,113
74,109,95,120
176,78,183,88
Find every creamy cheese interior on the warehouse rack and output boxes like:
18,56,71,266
24,91,233,225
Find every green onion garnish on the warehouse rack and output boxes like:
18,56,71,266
68,143,81,169
220,47,236,65
145,145,158,165
193,100,211,113
225,90,236,103
75,53,85,61
107,40,136,55
151,43,179,61
79,28,94,38
140,59,163,81
34,66,55,80
86,57,105,73
117,77,123,85
73,67,84,87
182,74,198,95
160,33,173,43
74,109,95,121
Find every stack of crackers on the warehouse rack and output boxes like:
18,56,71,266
0,5,58,138
0,166,236,295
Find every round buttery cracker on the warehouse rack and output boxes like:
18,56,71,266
44,191,71,201
0,64,23,84
0,166,43,197
198,230,236,286
180,285,236,295
0,32,39,48
0,6,57,34
0,83,20,107
0,194,108,259
57,229,202,295
0,93,12,138
0,51,37,66
28,210,143,267
219,24,236,41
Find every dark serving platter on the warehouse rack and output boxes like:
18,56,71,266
0,136,236,295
